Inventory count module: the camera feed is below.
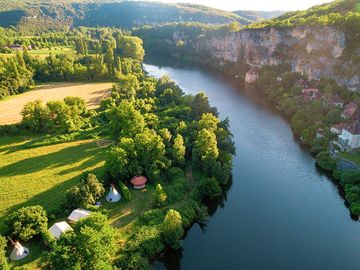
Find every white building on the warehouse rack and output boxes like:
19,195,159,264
245,68,259,83
337,121,360,151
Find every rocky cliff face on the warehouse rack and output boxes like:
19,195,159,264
191,26,359,91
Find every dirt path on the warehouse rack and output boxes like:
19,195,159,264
0,82,113,125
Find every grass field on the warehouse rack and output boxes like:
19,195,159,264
0,137,107,233
0,82,113,125
339,152,360,166
0,46,74,59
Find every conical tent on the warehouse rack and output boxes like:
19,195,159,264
10,241,29,261
106,186,121,202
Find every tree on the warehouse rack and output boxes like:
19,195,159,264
162,209,183,249
108,100,145,140
0,235,9,270
192,129,219,171
172,134,185,166
21,99,50,133
153,184,167,207
6,205,48,241
65,173,105,209
228,21,240,32
197,177,222,200
47,213,116,270
198,113,219,132
316,151,336,171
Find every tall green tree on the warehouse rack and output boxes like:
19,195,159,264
162,209,183,249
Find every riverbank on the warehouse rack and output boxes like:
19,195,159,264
145,63,360,270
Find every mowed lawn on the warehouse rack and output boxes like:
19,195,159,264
0,82,113,125
0,137,107,232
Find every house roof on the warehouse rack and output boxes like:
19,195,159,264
344,121,360,135
343,102,359,118
106,186,121,202
130,175,147,186
331,95,343,104
332,123,348,131
302,88,321,95
68,209,92,222
246,68,258,75
48,221,73,239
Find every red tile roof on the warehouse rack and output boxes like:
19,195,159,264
344,121,360,135
130,175,147,186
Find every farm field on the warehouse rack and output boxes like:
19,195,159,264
0,137,107,233
0,82,113,125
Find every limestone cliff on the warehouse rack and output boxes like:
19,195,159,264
189,26,359,91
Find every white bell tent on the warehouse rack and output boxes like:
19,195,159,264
106,186,121,202
48,221,73,239
68,209,92,223
9,241,29,261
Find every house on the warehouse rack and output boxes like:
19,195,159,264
68,209,92,223
48,221,73,239
316,129,325,139
245,68,259,83
342,102,360,120
130,175,147,189
302,88,322,103
295,79,309,89
337,121,360,151
330,123,348,135
328,95,344,108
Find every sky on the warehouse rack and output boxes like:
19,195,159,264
141,0,334,11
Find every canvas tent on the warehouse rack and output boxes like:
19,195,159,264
68,209,92,223
48,221,73,239
106,186,121,202
9,241,29,261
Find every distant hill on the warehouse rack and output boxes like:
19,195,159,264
0,1,252,31
233,10,286,22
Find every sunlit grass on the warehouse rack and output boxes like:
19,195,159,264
0,137,106,233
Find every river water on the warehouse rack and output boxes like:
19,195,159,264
144,63,360,270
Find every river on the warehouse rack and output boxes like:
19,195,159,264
144,63,360,270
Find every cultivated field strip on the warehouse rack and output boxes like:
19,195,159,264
0,82,113,125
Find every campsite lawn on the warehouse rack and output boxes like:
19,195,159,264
0,136,107,233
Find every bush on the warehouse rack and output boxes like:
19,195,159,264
0,235,9,270
6,205,48,241
118,181,132,201
350,202,360,216
140,209,165,226
153,184,167,207
197,177,222,200
316,151,336,171
65,173,105,209
123,226,164,258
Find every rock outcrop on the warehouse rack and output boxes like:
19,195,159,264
191,26,359,91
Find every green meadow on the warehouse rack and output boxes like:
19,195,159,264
0,137,106,233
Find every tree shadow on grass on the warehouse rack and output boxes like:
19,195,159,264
0,165,105,234
0,141,103,177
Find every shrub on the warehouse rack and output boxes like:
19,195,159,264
118,181,132,201
316,151,336,171
140,209,165,226
65,173,105,209
197,177,222,200
153,184,167,207
6,205,48,241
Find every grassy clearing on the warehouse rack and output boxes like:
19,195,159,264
0,82,113,125
0,46,75,59
0,136,107,233
339,152,360,166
